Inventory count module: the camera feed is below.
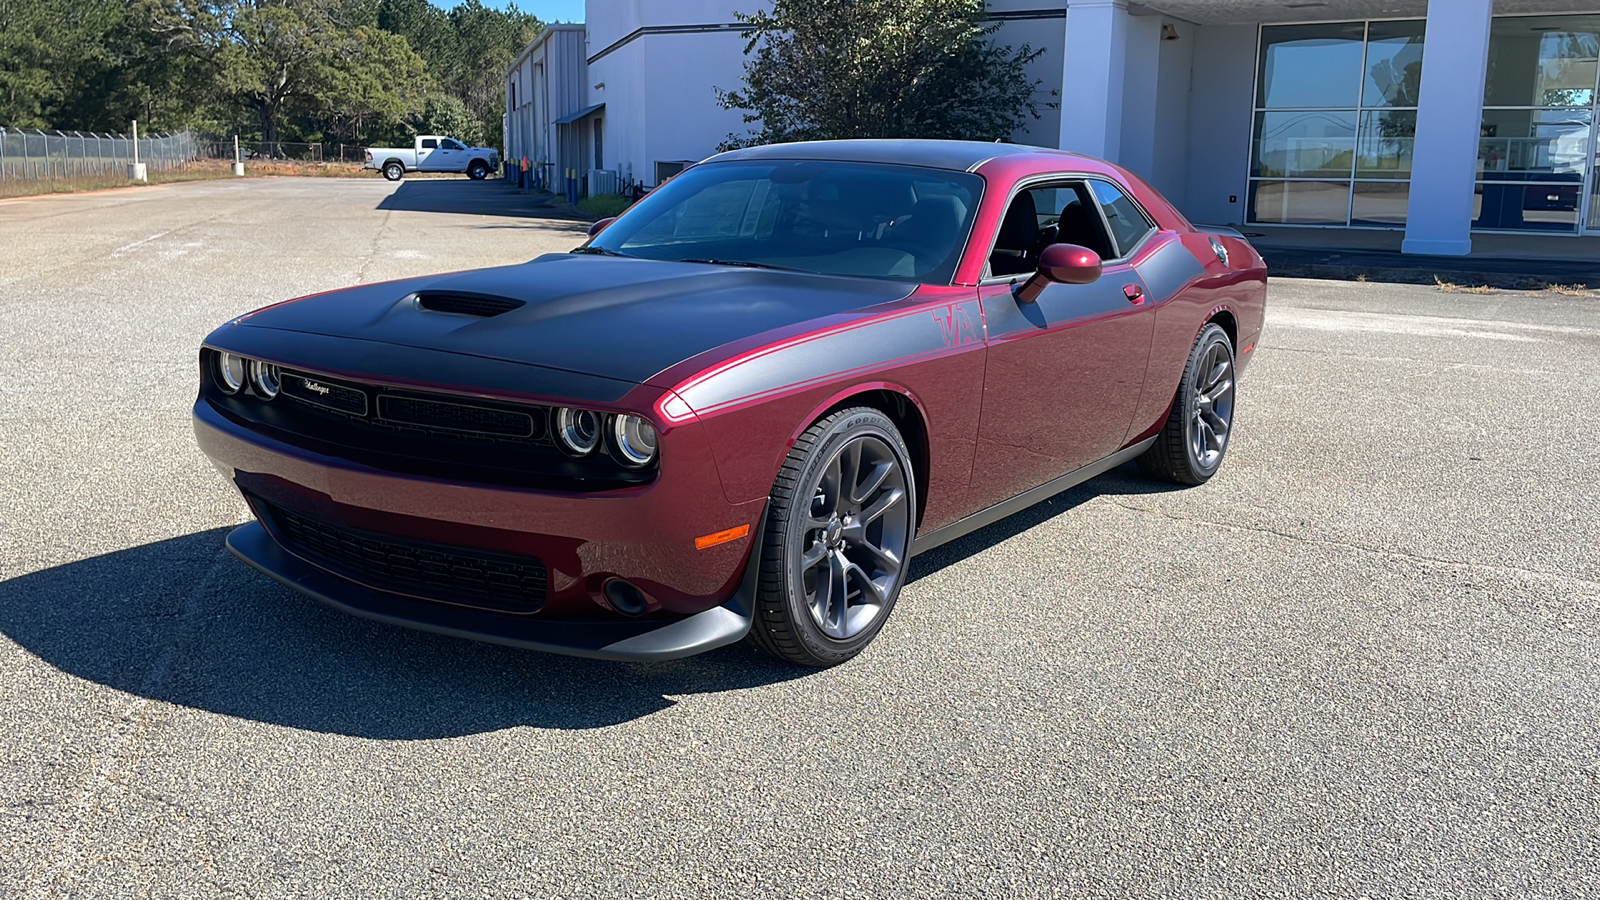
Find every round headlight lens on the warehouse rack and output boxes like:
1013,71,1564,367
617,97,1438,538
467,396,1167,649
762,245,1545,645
216,352,246,393
249,360,280,399
612,415,658,466
555,407,600,455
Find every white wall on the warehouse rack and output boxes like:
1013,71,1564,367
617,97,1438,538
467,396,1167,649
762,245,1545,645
640,31,755,168
989,0,1067,147
1150,16,1196,207
574,1,1266,216
504,25,588,184
1182,24,1257,226
587,0,766,185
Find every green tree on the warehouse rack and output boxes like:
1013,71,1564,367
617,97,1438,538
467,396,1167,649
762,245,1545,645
321,26,431,143
718,0,1045,147
0,0,125,128
446,0,539,148
406,91,483,144
213,0,428,151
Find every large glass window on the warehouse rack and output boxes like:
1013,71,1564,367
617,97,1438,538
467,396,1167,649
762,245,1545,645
1249,20,1425,228
1477,15,1600,232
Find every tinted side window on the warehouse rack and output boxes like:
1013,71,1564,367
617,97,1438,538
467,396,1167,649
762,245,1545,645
420,138,438,149
1089,181,1155,256
989,181,1116,277
443,139,466,151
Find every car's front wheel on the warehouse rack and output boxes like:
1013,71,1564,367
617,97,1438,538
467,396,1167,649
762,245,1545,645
747,407,916,666
467,160,489,180
1139,323,1237,485
382,161,404,182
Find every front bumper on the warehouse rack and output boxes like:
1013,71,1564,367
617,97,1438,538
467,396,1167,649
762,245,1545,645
227,521,753,660
194,399,765,660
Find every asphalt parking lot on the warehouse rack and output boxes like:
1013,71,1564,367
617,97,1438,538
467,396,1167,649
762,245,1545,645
2,176,1597,897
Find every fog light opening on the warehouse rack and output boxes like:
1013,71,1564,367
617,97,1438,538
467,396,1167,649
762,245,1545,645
602,578,649,617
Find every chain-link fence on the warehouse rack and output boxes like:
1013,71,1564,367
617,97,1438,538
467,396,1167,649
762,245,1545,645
196,140,325,162
0,127,200,183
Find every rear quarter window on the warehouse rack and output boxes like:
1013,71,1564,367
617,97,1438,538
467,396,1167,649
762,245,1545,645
1090,181,1156,257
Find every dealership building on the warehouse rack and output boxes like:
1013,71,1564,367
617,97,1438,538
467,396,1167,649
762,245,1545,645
504,1,1600,256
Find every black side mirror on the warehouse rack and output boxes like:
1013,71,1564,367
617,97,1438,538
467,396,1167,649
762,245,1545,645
587,217,617,238
1015,243,1102,304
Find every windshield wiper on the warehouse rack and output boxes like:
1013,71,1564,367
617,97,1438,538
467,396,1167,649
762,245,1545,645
679,258,797,272
571,246,630,257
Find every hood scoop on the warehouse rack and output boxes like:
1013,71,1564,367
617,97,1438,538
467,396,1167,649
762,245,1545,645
415,291,524,317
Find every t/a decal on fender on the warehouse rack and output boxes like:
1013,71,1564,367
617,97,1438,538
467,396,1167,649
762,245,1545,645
932,303,981,348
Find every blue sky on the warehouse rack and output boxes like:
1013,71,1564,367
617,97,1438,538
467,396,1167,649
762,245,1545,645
427,0,584,22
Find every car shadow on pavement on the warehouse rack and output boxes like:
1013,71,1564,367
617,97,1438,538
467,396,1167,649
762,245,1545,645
0,528,806,740
0,468,1179,740
377,178,592,226
906,463,1184,584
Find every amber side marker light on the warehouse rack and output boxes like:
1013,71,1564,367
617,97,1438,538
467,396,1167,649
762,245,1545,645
695,524,750,550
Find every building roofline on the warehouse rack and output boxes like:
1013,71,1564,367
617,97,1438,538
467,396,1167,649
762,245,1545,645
706,139,1083,172
506,23,587,78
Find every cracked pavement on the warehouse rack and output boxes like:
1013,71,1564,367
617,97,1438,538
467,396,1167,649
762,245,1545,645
2,178,1598,897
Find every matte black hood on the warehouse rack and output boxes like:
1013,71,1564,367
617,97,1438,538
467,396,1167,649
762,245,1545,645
236,254,917,384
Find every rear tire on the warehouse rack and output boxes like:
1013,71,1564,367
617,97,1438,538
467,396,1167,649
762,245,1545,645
1138,323,1237,485
382,161,404,182
746,408,916,667
467,160,489,180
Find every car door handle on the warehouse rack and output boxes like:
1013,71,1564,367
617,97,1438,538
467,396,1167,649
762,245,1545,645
1123,284,1145,305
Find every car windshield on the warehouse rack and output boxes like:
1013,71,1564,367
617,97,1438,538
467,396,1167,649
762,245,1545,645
586,160,983,283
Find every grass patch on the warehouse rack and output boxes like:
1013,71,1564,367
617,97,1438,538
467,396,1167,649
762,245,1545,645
576,193,634,219
1543,283,1594,297
0,159,374,200
1433,275,1496,294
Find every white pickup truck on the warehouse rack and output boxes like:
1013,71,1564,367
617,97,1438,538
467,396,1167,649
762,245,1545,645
364,135,500,181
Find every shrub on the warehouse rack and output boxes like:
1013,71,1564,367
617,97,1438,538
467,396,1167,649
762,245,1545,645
577,193,633,219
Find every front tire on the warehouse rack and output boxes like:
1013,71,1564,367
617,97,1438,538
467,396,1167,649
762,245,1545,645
467,160,489,180
1139,323,1237,485
747,408,916,667
382,161,404,182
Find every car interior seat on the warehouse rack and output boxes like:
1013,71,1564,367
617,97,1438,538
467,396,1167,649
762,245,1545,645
989,192,1040,277
1054,200,1116,259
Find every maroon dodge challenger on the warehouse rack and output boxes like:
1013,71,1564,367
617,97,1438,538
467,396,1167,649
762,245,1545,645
194,140,1266,666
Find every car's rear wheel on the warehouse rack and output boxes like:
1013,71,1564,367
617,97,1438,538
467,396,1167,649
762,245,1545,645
467,160,489,180
747,408,916,667
1139,323,1236,485
382,161,404,182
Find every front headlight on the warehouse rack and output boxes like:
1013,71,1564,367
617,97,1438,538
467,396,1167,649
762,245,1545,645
555,407,601,456
216,352,246,393
612,414,658,467
249,360,280,399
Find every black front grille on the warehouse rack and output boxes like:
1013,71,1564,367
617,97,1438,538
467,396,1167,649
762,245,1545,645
281,372,368,415
274,367,552,448
377,394,540,438
256,498,547,613
416,293,524,317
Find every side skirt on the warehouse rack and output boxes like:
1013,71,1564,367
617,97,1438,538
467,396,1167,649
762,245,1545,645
910,437,1156,556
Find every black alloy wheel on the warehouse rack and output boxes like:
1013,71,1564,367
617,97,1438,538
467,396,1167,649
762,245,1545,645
747,407,916,666
382,161,404,182
1139,323,1237,485
467,160,489,180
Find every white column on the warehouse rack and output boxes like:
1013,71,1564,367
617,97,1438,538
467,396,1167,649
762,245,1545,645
1059,1,1130,161
1117,13,1164,179
1402,0,1493,256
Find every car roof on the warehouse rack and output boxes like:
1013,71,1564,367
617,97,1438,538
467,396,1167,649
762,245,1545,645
706,139,1090,173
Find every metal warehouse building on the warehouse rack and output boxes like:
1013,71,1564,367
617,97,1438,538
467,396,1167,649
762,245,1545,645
505,1,1600,257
